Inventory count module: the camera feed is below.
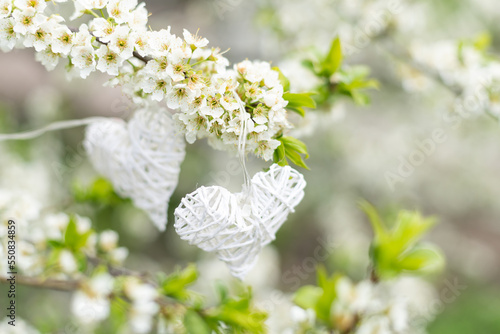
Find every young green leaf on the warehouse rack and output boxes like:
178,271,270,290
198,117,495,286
184,310,212,334
361,202,445,279
321,37,343,77
161,264,199,302
293,285,323,310
274,136,310,169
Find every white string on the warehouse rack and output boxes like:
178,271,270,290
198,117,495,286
232,90,251,190
0,117,109,141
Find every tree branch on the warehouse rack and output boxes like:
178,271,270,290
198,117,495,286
0,275,80,292
68,27,152,63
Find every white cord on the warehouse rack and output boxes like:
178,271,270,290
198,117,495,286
0,117,109,141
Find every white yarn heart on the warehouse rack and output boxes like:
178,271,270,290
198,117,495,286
84,108,186,231
174,164,306,279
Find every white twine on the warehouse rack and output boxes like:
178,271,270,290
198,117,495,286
84,108,186,231
233,89,251,191
0,117,108,141
174,164,306,279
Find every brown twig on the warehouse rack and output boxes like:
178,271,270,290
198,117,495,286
68,26,152,63
0,275,80,292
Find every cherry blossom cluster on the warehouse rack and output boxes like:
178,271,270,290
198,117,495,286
403,40,500,117
71,273,159,333
0,0,292,160
0,189,128,277
289,276,436,334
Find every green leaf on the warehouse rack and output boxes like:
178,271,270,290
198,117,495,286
184,310,211,334
274,136,310,169
272,66,290,92
206,287,267,333
64,217,79,251
280,137,309,158
161,264,200,302
314,267,340,324
359,201,387,239
361,202,445,279
293,285,323,310
273,141,287,166
73,177,124,205
285,148,309,170
473,31,491,51
284,92,317,109
397,245,445,273
321,37,343,77
48,240,65,249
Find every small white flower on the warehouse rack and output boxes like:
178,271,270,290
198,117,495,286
107,0,137,24
183,29,209,49
0,18,19,50
166,84,197,111
12,8,46,35
129,2,148,31
131,31,150,56
0,0,12,19
14,0,47,12
73,23,93,47
109,247,128,264
99,230,118,252
43,212,70,240
71,273,114,325
168,42,192,64
71,45,96,79
107,25,134,59
96,45,124,76
255,137,280,161
35,47,60,70
89,17,115,43
141,76,171,101
220,91,240,111
166,61,188,82
263,86,288,111
51,25,75,55
75,214,92,234
77,0,109,9
200,89,225,118
59,249,78,273
147,28,176,57
124,279,158,302
18,241,43,275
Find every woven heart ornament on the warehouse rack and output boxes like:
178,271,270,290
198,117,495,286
174,164,306,279
84,108,186,231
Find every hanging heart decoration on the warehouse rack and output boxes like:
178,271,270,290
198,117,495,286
174,164,306,279
84,108,186,231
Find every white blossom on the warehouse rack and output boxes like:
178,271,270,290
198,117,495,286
59,249,79,273
106,0,137,24
99,230,119,252
51,25,75,55
12,8,45,35
71,44,96,79
14,0,46,12
71,273,115,325
0,0,12,19
107,25,134,59
95,45,124,76
0,18,17,50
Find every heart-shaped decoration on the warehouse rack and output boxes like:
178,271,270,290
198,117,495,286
84,108,186,231
174,164,306,279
